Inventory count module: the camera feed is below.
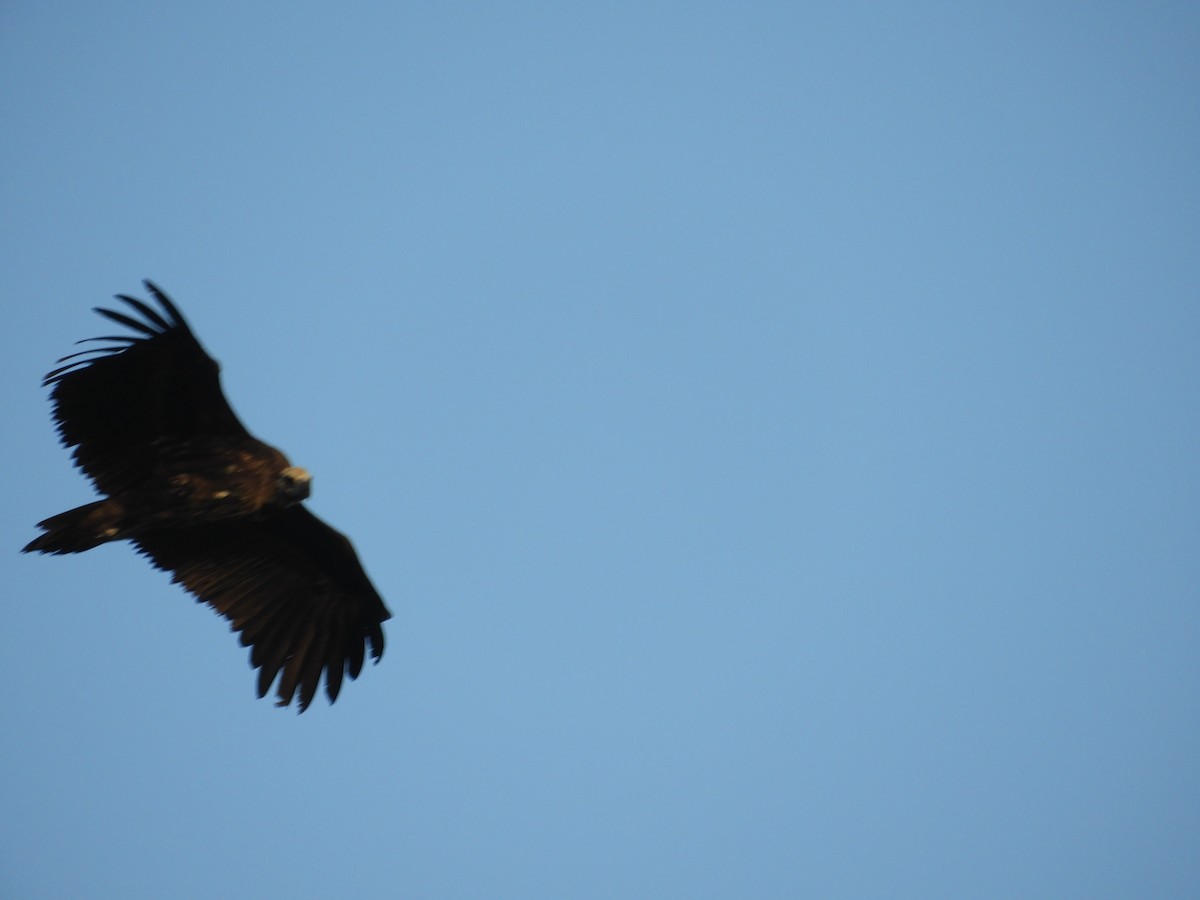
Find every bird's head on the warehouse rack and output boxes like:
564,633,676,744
277,466,312,505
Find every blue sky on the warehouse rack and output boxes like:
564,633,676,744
2,2,1198,897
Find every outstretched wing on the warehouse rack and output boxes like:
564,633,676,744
44,280,249,496
133,505,391,712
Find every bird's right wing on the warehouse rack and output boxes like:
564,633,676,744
43,281,250,496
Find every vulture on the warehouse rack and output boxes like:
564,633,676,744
23,281,391,712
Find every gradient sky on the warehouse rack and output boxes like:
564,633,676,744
3,3,1198,898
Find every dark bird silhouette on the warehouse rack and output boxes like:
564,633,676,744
23,281,391,711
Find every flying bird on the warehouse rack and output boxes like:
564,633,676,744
23,281,391,711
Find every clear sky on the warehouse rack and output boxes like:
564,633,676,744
2,2,1198,897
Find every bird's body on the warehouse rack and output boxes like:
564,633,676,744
26,439,308,552
23,282,390,711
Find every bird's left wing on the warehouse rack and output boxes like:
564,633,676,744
133,505,391,711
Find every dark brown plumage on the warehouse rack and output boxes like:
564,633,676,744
23,281,390,711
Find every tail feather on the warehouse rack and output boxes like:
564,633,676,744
23,500,124,554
